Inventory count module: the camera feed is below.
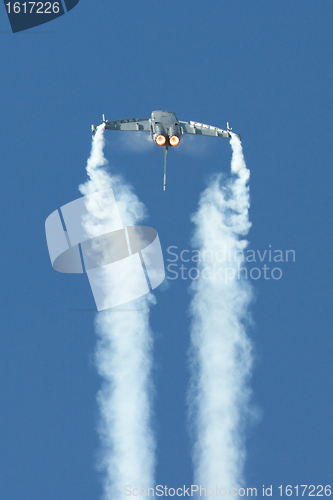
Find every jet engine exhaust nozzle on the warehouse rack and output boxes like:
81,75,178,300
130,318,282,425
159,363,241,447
169,135,180,147
155,135,167,146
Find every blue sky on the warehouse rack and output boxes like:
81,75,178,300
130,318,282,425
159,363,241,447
1,1,333,499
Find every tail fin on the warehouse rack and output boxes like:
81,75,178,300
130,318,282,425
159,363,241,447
163,146,168,191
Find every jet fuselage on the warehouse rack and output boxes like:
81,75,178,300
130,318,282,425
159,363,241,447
150,110,181,147
92,109,235,190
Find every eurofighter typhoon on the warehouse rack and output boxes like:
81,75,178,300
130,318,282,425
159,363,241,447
92,110,240,190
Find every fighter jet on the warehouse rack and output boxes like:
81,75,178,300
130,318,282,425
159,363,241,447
91,110,239,190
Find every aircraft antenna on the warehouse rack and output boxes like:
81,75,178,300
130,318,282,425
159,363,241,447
163,146,168,191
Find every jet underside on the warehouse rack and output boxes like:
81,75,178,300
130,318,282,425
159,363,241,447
91,110,237,190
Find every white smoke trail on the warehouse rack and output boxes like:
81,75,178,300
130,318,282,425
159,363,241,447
80,125,156,499
188,134,254,493
79,125,147,226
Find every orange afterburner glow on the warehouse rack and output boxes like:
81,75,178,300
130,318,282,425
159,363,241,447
155,135,166,146
169,135,180,146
